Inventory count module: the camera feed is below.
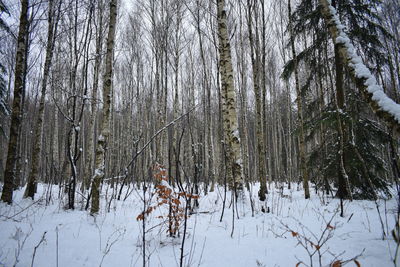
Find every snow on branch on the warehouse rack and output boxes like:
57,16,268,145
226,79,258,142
319,0,400,134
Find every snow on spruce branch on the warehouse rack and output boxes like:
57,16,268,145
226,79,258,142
320,0,400,132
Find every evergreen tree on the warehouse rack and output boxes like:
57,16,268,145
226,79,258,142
283,0,393,199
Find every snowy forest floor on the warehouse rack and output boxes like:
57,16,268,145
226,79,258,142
0,183,398,267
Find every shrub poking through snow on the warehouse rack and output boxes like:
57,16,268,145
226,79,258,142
136,163,199,237
281,210,364,267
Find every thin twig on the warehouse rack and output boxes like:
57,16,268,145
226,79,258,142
31,231,47,267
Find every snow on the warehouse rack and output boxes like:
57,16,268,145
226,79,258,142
326,1,400,124
0,184,397,266
94,168,104,178
160,179,173,190
232,129,240,140
98,134,105,142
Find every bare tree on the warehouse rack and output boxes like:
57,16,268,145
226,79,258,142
91,0,118,214
217,0,244,192
246,0,268,207
1,0,30,204
288,0,310,199
25,0,61,199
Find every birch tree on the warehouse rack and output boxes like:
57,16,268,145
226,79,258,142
319,0,400,135
83,0,104,190
90,0,118,214
217,0,243,192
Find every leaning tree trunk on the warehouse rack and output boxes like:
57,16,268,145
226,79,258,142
217,0,244,192
288,0,310,199
1,0,29,204
319,0,400,135
90,0,117,215
25,0,60,199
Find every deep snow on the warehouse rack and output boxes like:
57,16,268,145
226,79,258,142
0,183,398,267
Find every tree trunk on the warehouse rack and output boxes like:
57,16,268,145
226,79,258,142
288,0,310,199
25,0,59,199
334,43,352,201
246,0,267,204
84,1,104,190
319,0,400,135
1,0,29,204
90,0,118,214
217,0,243,192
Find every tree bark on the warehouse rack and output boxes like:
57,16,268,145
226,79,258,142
334,43,352,200
90,0,118,214
84,1,104,190
247,0,267,203
288,0,310,199
217,0,243,191
319,0,400,135
1,0,29,204
25,0,59,199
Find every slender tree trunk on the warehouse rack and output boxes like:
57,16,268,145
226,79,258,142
236,4,250,191
90,0,118,214
171,2,182,187
317,50,330,194
217,0,243,192
84,2,103,190
247,0,267,205
195,0,214,192
25,0,60,199
288,0,310,199
1,0,29,204
334,44,352,201
328,0,352,201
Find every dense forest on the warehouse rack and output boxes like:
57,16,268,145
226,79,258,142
0,0,400,266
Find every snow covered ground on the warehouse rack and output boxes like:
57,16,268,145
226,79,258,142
0,183,398,267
